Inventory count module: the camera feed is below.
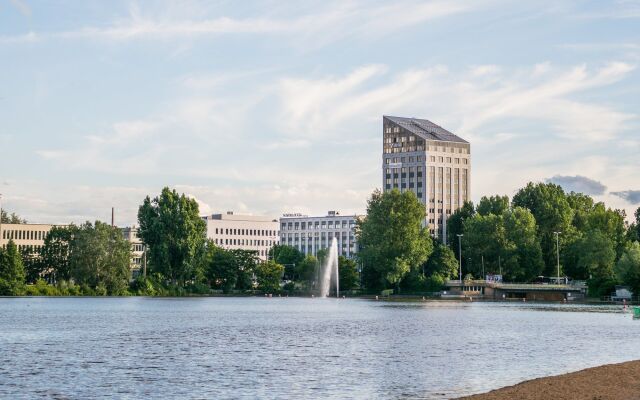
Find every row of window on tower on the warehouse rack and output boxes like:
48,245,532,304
213,228,276,236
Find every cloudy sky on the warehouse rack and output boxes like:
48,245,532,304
1,0,639,225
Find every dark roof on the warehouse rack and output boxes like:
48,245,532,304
384,115,468,144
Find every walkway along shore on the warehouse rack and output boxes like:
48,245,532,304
456,360,640,400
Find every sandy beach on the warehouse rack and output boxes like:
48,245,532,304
457,360,640,400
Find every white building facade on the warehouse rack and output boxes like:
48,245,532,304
279,211,360,259
203,212,279,261
121,227,145,273
0,223,57,252
382,116,471,244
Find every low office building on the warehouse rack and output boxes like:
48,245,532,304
203,212,279,261
0,223,57,252
121,227,145,274
279,211,361,258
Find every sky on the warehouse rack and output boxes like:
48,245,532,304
0,0,639,226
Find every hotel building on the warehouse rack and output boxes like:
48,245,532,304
279,211,361,258
203,212,279,261
382,116,471,244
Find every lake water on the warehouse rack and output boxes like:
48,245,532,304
1,297,639,399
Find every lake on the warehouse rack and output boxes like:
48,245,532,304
0,297,639,399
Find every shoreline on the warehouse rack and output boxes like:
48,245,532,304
456,360,640,400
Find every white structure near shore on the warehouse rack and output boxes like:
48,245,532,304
279,211,361,259
203,212,279,260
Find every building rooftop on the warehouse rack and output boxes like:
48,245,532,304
202,211,277,223
384,115,468,144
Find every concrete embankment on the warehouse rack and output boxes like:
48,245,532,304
456,360,640,400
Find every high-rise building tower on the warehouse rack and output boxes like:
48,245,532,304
382,116,471,244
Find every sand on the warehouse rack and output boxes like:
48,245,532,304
456,360,640,400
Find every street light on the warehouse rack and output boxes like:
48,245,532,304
554,231,562,284
457,234,463,282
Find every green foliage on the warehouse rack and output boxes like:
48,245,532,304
269,245,304,280
204,244,258,292
295,255,318,290
255,260,284,293
512,182,575,275
338,256,359,290
137,187,207,285
615,242,640,296
425,243,458,281
68,221,132,295
357,189,433,290
477,195,510,216
0,240,25,295
0,210,26,224
446,201,475,260
39,225,75,281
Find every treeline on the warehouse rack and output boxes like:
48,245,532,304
357,182,640,297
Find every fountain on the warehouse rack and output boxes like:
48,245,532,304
319,237,339,298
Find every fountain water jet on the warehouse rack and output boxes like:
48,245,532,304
319,237,339,298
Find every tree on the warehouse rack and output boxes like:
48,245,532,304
585,203,627,259
338,256,359,291
357,189,433,290
205,244,238,292
462,213,505,278
20,246,42,284
446,201,475,261
231,249,259,290
512,182,575,275
0,210,26,224
68,221,131,295
565,230,616,296
627,207,640,243
0,240,25,295
269,245,304,280
255,260,284,293
477,195,510,216
137,187,207,285
615,242,640,296
423,243,458,290
501,207,544,282
295,255,318,290
39,225,76,282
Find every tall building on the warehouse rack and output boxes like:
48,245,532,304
279,211,361,258
203,212,279,261
382,116,471,243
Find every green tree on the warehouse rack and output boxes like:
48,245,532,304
446,201,475,260
338,256,359,290
567,230,616,296
295,255,318,290
423,243,458,290
68,221,131,295
39,225,76,282
462,213,505,278
477,195,510,216
0,240,25,295
269,245,304,280
255,260,284,293
585,203,627,259
502,207,544,282
0,210,26,224
357,189,433,290
137,187,207,285
231,249,259,290
205,244,238,293
615,242,640,295
627,207,640,243
512,182,575,275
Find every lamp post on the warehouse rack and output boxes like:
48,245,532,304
457,234,463,282
554,231,562,284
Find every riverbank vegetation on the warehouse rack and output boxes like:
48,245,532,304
1,183,639,298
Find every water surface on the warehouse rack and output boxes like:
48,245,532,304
1,297,638,399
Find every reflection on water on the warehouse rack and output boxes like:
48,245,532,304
0,298,638,399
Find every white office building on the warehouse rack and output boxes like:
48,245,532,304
121,227,145,273
0,223,57,252
279,211,361,258
203,212,279,260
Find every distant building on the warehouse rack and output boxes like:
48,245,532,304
382,116,471,243
121,227,145,274
279,211,361,258
0,223,57,252
203,212,279,261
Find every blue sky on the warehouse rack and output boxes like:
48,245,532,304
1,0,639,225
